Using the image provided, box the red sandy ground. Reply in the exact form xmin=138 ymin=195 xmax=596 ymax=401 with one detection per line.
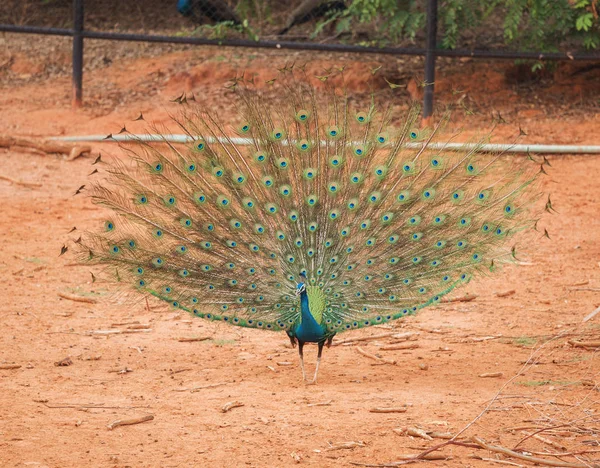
xmin=1 ymin=48 xmax=599 ymax=467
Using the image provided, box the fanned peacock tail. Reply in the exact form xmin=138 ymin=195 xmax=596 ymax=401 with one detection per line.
xmin=78 ymin=69 xmax=545 ymax=337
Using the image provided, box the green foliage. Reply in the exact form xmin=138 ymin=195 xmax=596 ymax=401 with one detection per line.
xmin=309 ymin=0 xmax=600 ymax=50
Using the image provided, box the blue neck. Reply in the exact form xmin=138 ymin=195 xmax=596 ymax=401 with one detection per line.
xmin=295 ymin=290 xmax=325 ymax=342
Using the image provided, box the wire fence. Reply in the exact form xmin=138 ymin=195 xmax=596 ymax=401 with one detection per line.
xmin=1 ymin=0 xmax=600 ymax=115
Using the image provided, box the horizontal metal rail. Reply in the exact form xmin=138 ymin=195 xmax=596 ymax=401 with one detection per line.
xmin=2 ymin=24 xmax=600 ymax=61
xmin=52 ymin=134 xmax=600 ymax=154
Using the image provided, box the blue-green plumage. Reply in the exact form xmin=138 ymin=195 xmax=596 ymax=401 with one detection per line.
xmin=77 ymin=69 xmax=544 ymax=384
xmin=292 ymin=281 xmax=327 ymax=343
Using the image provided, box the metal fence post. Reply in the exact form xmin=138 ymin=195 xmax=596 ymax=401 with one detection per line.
xmin=423 ymin=0 xmax=438 ymax=118
xmin=72 ymin=0 xmax=84 ymax=108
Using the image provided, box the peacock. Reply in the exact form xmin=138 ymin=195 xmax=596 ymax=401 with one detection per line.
xmin=76 ymin=68 xmax=544 ymax=384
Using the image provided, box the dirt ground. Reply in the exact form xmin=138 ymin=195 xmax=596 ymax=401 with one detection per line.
xmin=1 ymin=43 xmax=600 ymax=468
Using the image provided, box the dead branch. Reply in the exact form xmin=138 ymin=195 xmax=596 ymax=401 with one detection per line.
xmin=469 ymin=455 xmax=525 ymax=467
xmin=380 ymin=343 xmax=419 ymax=351
xmin=370 ymin=407 xmax=407 ymax=413
xmin=221 ymin=400 xmax=244 ymax=413
xmin=107 ymin=414 xmax=154 ymax=430
xmin=173 ymin=382 xmax=230 ymax=392
xmin=357 ymin=347 xmax=396 ymax=365
xmin=441 ymin=294 xmax=478 ymax=303
xmin=583 ymin=305 xmax=600 ymax=322
xmin=568 ymin=339 xmax=600 ymax=348
xmin=58 ymin=292 xmax=98 ymax=304
xmin=479 ymin=372 xmax=504 ymax=378
xmin=0 ymin=364 xmax=21 ymax=370
xmin=394 ymin=427 xmax=433 ymax=440
xmin=519 ymin=431 xmax=567 ymax=451
xmin=471 ymin=436 xmax=589 ymax=468
xmin=177 ymin=336 xmax=210 ymax=342
xmin=396 ymin=453 xmax=449 ymax=461
xmin=307 ymin=400 xmax=332 ymax=407
xmin=325 ymin=441 xmax=366 ymax=451
xmin=496 ymin=290 xmax=516 ymax=298
xmin=333 ymin=332 xmax=397 ymax=346
xmin=469 ymin=335 xmax=503 ymax=342
xmin=0 ymin=135 xmax=91 ymax=160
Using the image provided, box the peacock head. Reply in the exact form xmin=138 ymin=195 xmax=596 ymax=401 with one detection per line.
xmin=296 ymin=272 xmax=307 ymax=296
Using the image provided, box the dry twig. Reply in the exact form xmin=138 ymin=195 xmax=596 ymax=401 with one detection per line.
xmin=334 ymin=332 xmax=397 ymax=346
xmin=107 ymin=414 xmax=154 ymax=430
xmin=177 ymin=336 xmax=210 ymax=342
xmin=357 ymin=347 xmax=396 ymax=365
xmin=370 ymin=407 xmax=407 ymax=413
xmin=58 ymin=292 xmax=97 ymax=304
xmin=471 ymin=436 xmax=589 ymax=468
xmin=325 ymin=441 xmax=366 ymax=451
xmin=380 ymin=343 xmax=419 ymax=351
xmin=221 ymin=400 xmax=244 ymax=413
xmin=307 ymin=400 xmax=332 ymax=407
xmin=0 ymin=364 xmax=21 ymax=370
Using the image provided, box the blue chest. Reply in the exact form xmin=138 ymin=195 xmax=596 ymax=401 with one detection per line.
xmin=293 ymin=293 xmax=326 ymax=342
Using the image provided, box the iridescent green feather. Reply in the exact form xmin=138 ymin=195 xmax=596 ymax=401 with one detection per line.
xmin=79 ymin=70 xmax=544 ymax=334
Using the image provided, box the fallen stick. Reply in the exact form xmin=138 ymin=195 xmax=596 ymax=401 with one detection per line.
xmin=325 ymin=441 xmax=366 ymax=451
xmin=173 ymin=382 xmax=229 ymax=392
xmin=396 ymin=453 xmax=449 ymax=461
xmin=567 ymin=287 xmax=600 ymax=292
xmin=583 ymin=305 xmax=600 ymax=323
xmin=58 ymin=292 xmax=98 ymax=304
xmin=496 ymin=290 xmax=516 ymax=298
xmin=0 ymin=175 xmax=42 ymax=188
xmin=357 ymin=347 xmax=396 ymax=365
xmin=308 ymin=400 xmax=332 ymax=407
xmin=479 ymin=372 xmax=504 ymax=378
xmin=333 ymin=332 xmax=396 ymax=346
xmin=471 ymin=436 xmax=588 ymax=468
xmin=107 ymin=414 xmax=154 ymax=430
xmin=520 ymin=431 xmax=567 ymax=451
xmin=177 ymin=336 xmax=210 ymax=342
xmin=0 ymin=135 xmax=91 ymax=160
xmin=126 ymin=324 xmax=151 ymax=330
xmin=469 ymin=455 xmax=525 ymax=467
xmin=380 ymin=343 xmax=419 ymax=351
xmin=568 ymin=280 xmax=590 ymax=287
xmin=221 ymin=400 xmax=244 ymax=413
xmin=470 ymin=335 xmax=503 ymax=342
xmin=0 ymin=364 xmax=21 ymax=370
xmin=370 ymin=407 xmax=407 ymax=413
xmin=394 ymin=427 xmax=433 ymax=441
xmin=568 ymin=339 xmax=600 ymax=348
xmin=428 ymin=432 xmax=454 ymax=440
xmin=441 ymin=294 xmax=477 ymax=303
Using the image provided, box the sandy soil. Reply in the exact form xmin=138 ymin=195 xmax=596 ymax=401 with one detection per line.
xmin=0 ymin=46 xmax=600 ymax=467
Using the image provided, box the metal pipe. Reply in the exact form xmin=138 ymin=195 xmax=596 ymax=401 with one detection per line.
xmin=51 ymin=134 xmax=600 ymax=154
xmin=72 ymin=0 xmax=84 ymax=109
xmin=423 ymin=0 xmax=438 ymax=118
xmin=1 ymin=23 xmax=600 ymax=61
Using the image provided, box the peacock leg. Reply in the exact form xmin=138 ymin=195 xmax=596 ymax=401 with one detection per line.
xmin=307 ymin=340 xmax=325 ymax=385
xmin=298 ymin=340 xmax=307 ymax=381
